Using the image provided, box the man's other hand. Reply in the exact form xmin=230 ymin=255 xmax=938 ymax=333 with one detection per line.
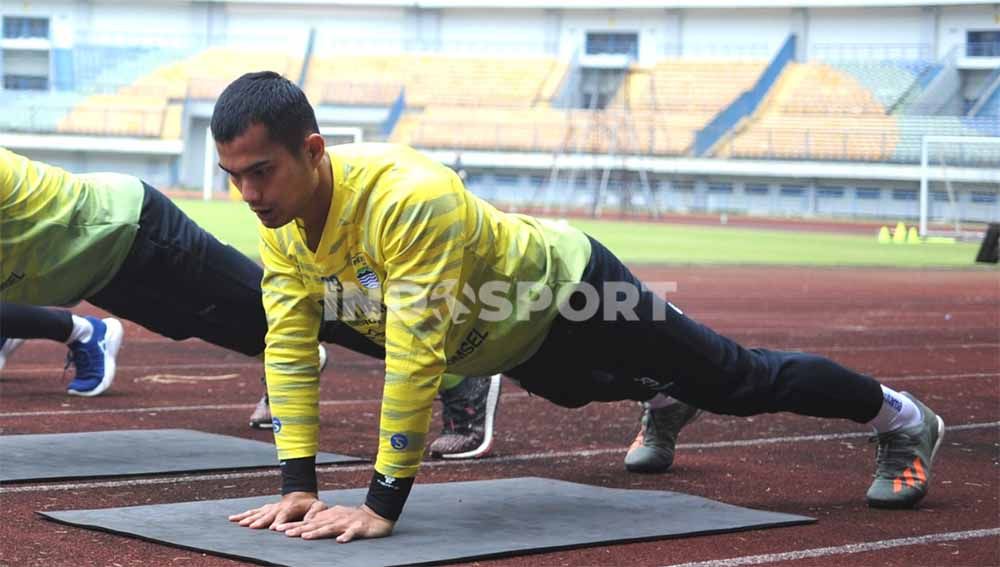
xmin=228 ymin=491 xmax=326 ymax=530
xmin=277 ymin=504 xmax=394 ymax=543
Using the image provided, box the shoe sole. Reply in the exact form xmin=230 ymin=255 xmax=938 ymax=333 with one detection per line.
xmin=318 ymin=345 xmax=328 ymax=373
xmin=624 ymin=407 xmax=703 ymax=474
xmin=67 ymin=318 xmax=123 ymax=397
xmin=0 ymin=338 xmax=25 ymax=371
xmin=438 ymin=373 xmax=501 ymax=460
xmin=249 ymin=420 xmax=275 ymax=430
xmin=929 ymin=415 xmax=945 ymax=468
xmin=868 ymin=414 xmax=946 ymax=509
xmin=624 ymin=454 xmax=674 ymax=474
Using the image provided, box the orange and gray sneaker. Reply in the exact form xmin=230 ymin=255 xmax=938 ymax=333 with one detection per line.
xmin=866 ymin=392 xmax=944 ymax=509
xmin=624 ymin=400 xmax=701 ymax=473
xmin=428 ymin=374 xmax=502 ymax=459
xmin=250 ymin=345 xmax=328 ymax=429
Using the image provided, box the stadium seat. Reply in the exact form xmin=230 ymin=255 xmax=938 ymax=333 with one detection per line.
xmin=305 ymin=54 xmax=566 ymax=107
xmin=715 ymin=62 xmax=900 ymax=161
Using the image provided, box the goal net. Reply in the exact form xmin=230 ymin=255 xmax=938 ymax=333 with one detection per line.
xmin=919 ymin=135 xmax=1000 ymax=239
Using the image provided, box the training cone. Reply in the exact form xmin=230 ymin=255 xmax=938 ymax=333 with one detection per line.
xmin=893 ymin=221 xmax=907 ymax=244
xmin=877 ymin=226 xmax=891 ymax=243
xmin=906 ymin=226 xmax=920 ymax=244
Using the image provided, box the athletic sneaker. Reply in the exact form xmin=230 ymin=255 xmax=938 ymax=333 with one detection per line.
xmin=428 ymin=374 xmax=502 ymax=459
xmin=624 ymin=400 xmax=701 ymax=473
xmin=866 ymin=392 xmax=944 ymax=509
xmin=66 ymin=317 xmax=124 ymax=397
xmin=250 ymin=345 xmax=328 ymax=429
xmin=0 ymin=337 xmax=25 ymax=370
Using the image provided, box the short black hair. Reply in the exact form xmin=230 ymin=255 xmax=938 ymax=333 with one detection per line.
xmin=211 ymin=71 xmax=319 ymax=155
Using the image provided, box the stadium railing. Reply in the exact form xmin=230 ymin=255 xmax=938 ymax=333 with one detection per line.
xmin=810 ymin=42 xmax=932 ymax=62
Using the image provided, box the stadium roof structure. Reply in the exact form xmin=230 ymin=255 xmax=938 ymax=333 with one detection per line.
xmin=202 ymin=0 xmax=993 ymax=8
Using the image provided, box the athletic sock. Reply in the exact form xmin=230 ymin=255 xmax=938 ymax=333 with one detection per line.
xmin=866 ymin=385 xmax=922 ymax=434
xmin=66 ymin=316 xmax=94 ymax=344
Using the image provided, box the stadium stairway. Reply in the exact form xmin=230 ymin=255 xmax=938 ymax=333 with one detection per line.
xmin=713 ymin=62 xmax=899 ymax=161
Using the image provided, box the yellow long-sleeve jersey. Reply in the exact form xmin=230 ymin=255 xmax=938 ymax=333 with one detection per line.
xmin=0 ymin=148 xmax=143 ymax=306
xmin=260 ymin=143 xmax=590 ymax=479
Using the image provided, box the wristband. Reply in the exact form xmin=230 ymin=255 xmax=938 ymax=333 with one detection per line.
xmin=364 ymin=470 xmax=413 ymax=521
xmin=280 ymin=456 xmax=317 ymax=495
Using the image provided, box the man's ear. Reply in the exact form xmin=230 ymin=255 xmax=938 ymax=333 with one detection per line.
xmin=305 ymin=133 xmax=326 ymax=166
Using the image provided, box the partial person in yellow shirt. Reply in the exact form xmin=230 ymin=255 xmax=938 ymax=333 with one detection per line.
xmin=216 ymin=71 xmax=943 ymax=544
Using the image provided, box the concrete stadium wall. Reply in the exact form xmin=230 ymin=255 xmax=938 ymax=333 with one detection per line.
xmin=808 ymin=7 xmax=926 ymax=59
xmin=940 ymin=4 xmax=1000 ymax=58
xmin=229 ymin=3 xmax=407 ymax=50
xmin=12 ymin=147 xmax=177 ymax=188
xmin=441 ymin=8 xmax=555 ymax=54
xmin=557 ymin=9 xmax=666 ymax=61
xmin=5 ymin=1 xmax=997 ymax=62
xmin=463 ymin=167 xmax=999 ymax=223
xmin=3 ymin=1 xmax=997 ymax=222
xmin=681 ymin=8 xmax=792 ymax=58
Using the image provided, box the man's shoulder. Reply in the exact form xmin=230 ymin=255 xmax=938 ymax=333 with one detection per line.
xmin=330 ymin=143 xmax=449 ymax=182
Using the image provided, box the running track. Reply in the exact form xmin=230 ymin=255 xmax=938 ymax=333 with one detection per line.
xmin=1 ymin=265 xmax=997 ymax=566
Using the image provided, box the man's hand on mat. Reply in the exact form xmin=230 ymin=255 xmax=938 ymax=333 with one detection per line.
xmin=276 ymin=504 xmax=394 ymax=543
xmin=228 ymin=491 xmax=327 ymax=530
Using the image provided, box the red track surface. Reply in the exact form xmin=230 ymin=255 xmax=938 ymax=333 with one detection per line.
xmin=1 ymin=266 xmax=997 ymax=567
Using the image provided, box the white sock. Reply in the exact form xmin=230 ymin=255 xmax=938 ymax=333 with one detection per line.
xmin=646 ymin=393 xmax=677 ymax=410
xmin=866 ymin=385 xmax=922 ymax=434
xmin=66 ymin=316 xmax=93 ymax=344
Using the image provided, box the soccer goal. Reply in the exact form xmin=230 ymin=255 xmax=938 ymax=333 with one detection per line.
xmin=201 ymin=126 xmax=364 ymax=200
xmin=919 ymin=135 xmax=1000 ymax=238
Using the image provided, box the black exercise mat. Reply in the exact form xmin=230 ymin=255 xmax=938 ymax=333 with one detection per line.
xmin=1 ymin=429 xmax=364 ymax=482
xmin=41 ymin=476 xmax=814 ymax=566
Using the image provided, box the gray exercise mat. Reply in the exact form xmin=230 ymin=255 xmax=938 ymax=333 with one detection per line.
xmin=41 ymin=476 xmax=814 ymax=566
xmin=1 ymin=429 xmax=364 ymax=482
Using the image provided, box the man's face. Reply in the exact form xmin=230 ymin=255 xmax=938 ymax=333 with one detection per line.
xmin=216 ymin=122 xmax=317 ymax=229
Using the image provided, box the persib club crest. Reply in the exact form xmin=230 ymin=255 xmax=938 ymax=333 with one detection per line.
xmin=356 ymin=267 xmax=380 ymax=289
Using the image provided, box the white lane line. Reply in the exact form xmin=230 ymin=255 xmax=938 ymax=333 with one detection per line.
xmin=885 ymin=371 xmax=998 ymax=382
xmin=2 ymin=421 xmax=995 ymax=494
xmin=662 ymin=527 xmax=1000 ymax=567
xmin=793 ymin=342 xmax=998 ymax=352
xmin=1 ymin=361 xmax=380 ymax=374
xmin=2 ymin=343 xmax=996 ymax=375
xmin=0 ymin=392 xmax=532 ymax=418
xmin=1 ymin=371 xmax=994 ymax=419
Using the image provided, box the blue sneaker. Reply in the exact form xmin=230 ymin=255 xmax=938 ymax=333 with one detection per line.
xmin=66 ymin=317 xmax=124 ymax=397
xmin=0 ymin=337 xmax=25 ymax=370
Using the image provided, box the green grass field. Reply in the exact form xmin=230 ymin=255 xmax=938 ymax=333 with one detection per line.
xmin=175 ymin=199 xmax=983 ymax=268
xmin=175 ymin=199 xmax=262 ymax=257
